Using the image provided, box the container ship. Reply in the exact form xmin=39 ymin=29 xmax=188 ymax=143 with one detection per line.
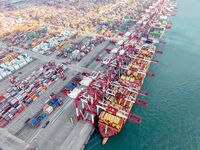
xmin=98 ymin=44 xmax=157 ymax=144
xmin=97 ymin=0 xmax=177 ymax=144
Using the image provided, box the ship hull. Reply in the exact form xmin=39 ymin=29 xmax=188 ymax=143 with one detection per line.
xmin=98 ymin=121 xmax=124 ymax=144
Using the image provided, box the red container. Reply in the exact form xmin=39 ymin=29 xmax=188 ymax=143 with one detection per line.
xmin=34 ymin=82 xmax=40 ymax=88
xmin=0 ymin=95 xmax=4 ymax=101
xmin=3 ymin=92 xmax=11 ymax=100
xmin=24 ymin=95 xmax=29 ymax=102
xmin=16 ymin=104 xmax=25 ymax=113
xmin=32 ymin=95 xmax=37 ymax=101
xmin=0 ymin=117 xmax=9 ymax=128
xmin=28 ymin=92 xmax=35 ymax=98
xmin=33 ymin=121 xmax=40 ymax=128
xmin=13 ymin=112 xmax=20 ymax=119
xmin=3 ymin=104 xmax=11 ymax=114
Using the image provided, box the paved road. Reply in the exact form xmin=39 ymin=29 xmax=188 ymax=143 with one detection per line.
xmin=60 ymin=122 xmax=93 ymax=150
xmin=29 ymin=100 xmax=76 ymax=150
xmin=0 ymin=129 xmax=31 ymax=150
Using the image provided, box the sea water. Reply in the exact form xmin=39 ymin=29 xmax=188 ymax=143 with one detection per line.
xmin=85 ymin=0 xmax=200 ymax=149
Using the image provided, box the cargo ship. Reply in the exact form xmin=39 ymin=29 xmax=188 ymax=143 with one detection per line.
xmin=98 ymin=43 xmax=157 ymax=144
xmin=97 ymin=0 xmax=177 ymax=144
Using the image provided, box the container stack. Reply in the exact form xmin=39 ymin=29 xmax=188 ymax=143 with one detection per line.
xmin=0 ymin=61 xmax=66 ymax=127
xmin=32 ymin=30 xmax=77 ymax=55
xmin=2 ymin=27 xmax=49 ymax=49
xmin=57 ymin=36 xmax=105 ymax=62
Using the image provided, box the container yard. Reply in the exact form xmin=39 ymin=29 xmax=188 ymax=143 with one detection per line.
xmin=0 ymin=0 xmax=177 ymax=150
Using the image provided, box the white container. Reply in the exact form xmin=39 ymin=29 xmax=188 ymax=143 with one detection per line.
xmin=32 ymin=48 xmax=38 ymax=52
xmin=22 ymin=61 xmax=27 ymax=66
xmin=0 ymin=70 xmax=4 ymax=75
xmin=1 ymin=64 xmax=6 ymax=68
xmin=8 ymin=66 xmax=15 ymax=72
xmin=19 ymin=63 xmax=24 ymax=67
xmin=16 ymin=94 xmax=23 ymax=101
xmin=9 ymin=98 xmax=19 ymax=106
xmin=5 ymin=62 xmax=11 ymax=66
xmin=12 ymin=59 xmax=17 ymax=64
xmin=4 ymin=93 xmax=11 ymax=99
xmin=43 ymin=105 xmax=54 ymax=114
xmin=1 ymin=72 xmax=7 ymax=77
xmin=7 ymin=71 xmax=12 ymax=76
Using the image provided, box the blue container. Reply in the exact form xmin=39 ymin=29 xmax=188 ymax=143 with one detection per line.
xmin=13 ymin=103 xmax=20 ymax=108
xmin=11 ymin=91 xmax=18 ymax=97
xmin=37 ymin=113 xmax=47 ymax=122
xmin=26 ymin=98 xmax=33 ymax=105
xmin=31 ymin=118 xmax=38 ymax=125
xmin=65 ymin=82 xmax=77 ymax=90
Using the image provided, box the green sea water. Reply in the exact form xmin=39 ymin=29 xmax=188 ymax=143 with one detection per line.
xmin=85 ymin=0 xmax=200 ymax=149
